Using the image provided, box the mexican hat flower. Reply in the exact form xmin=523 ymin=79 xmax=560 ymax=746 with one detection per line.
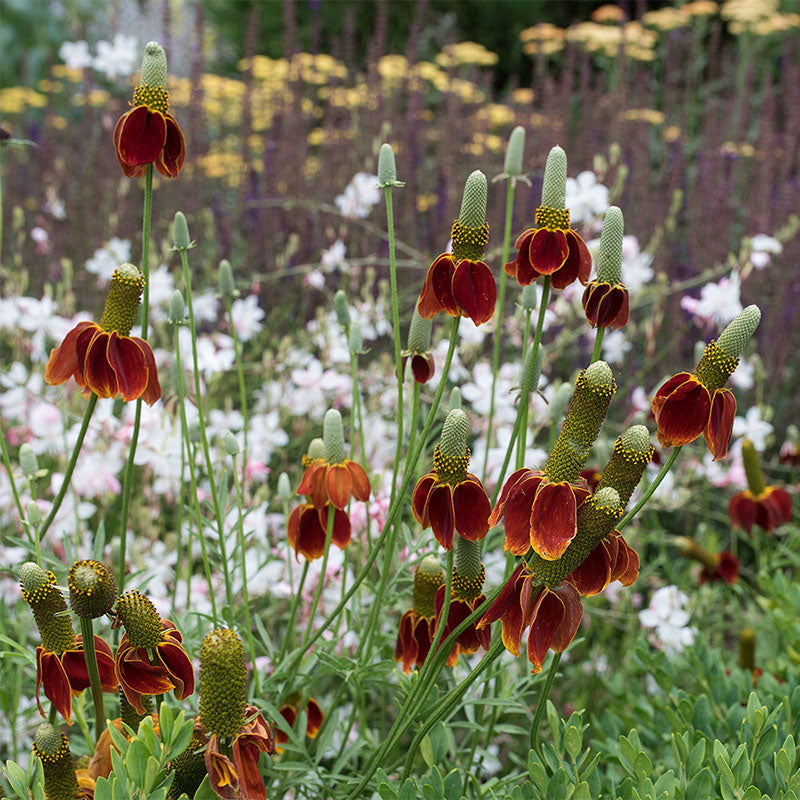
xmin=582 ymin=206 xmax=630 ymax=329
xmin=417 ymin=170 xmax=497 ymax=326
xmin=19 ymin=562 xmax=117 ymax=724
xmin=32 ymin=723 xmax=95 ymax=800
xmin=401 ymin=309 xmax=435 ymax=384
xmin=566 ymin=528 xmax=640 ymax=596
xmin=505 ymin=146 xmax=592 ymax=290
xmin=675 ymin=537 xmax=739 ymax=585
xmin=395 ymin=556 xmax=445 ymax=673
xmin=113 ymin=41 xmax=185 ymax=178
xmin=296 ymin=411 xmax=370 ymax=510
xmin=490 ymin=361 xmax=615 ymax=560
xmin=287 ymin=502 xmax=352 ymax=561
xmin=114 ymin=590 xmax=194 ymax=714
xmin=412 ymin=409 xmax=492 ymax=551
xmin=275 ymin=695 xmax=324 ymax=753
xmin=652 ymin=305 xmax=761 ymax=459
xmin=166 ymin=722 xmax=209 ymax=800
xmin=45 ymin=263 xmax=161 ymax=405
xmin=728 ymin=438 xmax=793 ymax=534
xmin=200 ymin=628 xmax=275 ymax=800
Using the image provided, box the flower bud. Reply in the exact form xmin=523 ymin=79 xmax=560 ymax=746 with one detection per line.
xmin=277 ymin=472 xmax=292 ymax=500
xmin=717 ymin=305 xmax=761 ymax=361
xmin=521 ymin=283 xmax=538 ymax=310
xmin=173 ymin=211 xmax=191 ymax=250
xmin=503 ymin=125 xmax=525 ymax=177
xmin=141 ymin=41 xmax=168 ymax=89
xmin=378 ymin=143 xmax=402 ymax=187
xmin=541 ymin=145 xmax=567 ymax=209
xmin=169 ymin=289 xmax=186 ymax=325
xmin=596 ymin=206 xmax=624 ymax=285
xmin=199 ymin=628 xmax=247 ymax=738
xmin=115 ymin=590 xmax=163 ymax=648
xmin=189 ymin=420 xmax=203 ymax=443
xmin=19 ymin=443 xmax=38 ymax=478
xmin=224 ymin=431 xmax=240 ymax=456
xmin=596 ymin=424 xmax=653 ymax=507
xmin=449 ymin=387 xmax=462 ymax=411
xmin=439 ymin=409 xmax=468 ymax=459
xmin=32 ymin=723 xmax=78 ymax=800
xmin=453 ymin=536 xmax=485 ymax=601
xmin=741 ymin=438 xmax=766 ymax=496
xmin=26 ymin=500 xmax=42 ymax=527
xmin=323 ymin=409 xmax=346 ymax=464
xmin=406 ymin=309 xmax=432 ymax=353
xmin=452 ymin=171 xmax=490 ymax=262
xmin=520 ymin=345 xmax=543 ymax=397
xmin=334 ymin=290 xmax=350 ymax=329
xmin=68 ymin=559 xmax=117 ymax=619
xmin=738 ymin=628 xmax=756 ymax=671
xmin=307 ymin=437 xmax=326 ymax=462
xmin=413 ymin=556 xmax=444 ymax=617
xmin=348 ymin=321 xmax=363 ymax=353
xmin=218 ymin=259 xmax=235 ymax=296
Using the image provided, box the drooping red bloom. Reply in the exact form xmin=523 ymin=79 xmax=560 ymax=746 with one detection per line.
xmin=651 ymin=372 xmax=736 ymax=459
xmin=505 ymin=207 xmax=592 ymax=290
xmin=582 ymin=280 xmax=630 ymax=329
xmin=477 ymin=564 xmax=583 ymax=673
xmin=287 ymin=502 xmax=351 ymax=560
xmin=699 ymin=551 xmax=740 ymax=585
xmin=434 ymin=585 xmax=491 ymax=666
xmin=115 ymin=620 xmax=194 ymax=714
xmin=489 ymin=468 xmax=592 ymax=560
xmin=412 ymin=449 xmax=492 ymax=551
xmin=401 ymin=350 xmax=436 ymax=384
xmin=565 ymin=530 xmax=640 ymax=596
xmin=275 ymin=697 xmax=324 ymax=752
xmin=114 ymin=83 xmax=185 ymax=178
xmin=394 ymin=610 xmax=437 ymax=674
xmin=417 ymin=253 xmax=497 ymax=327
xmin=45 ymin=320 xmax=161 ymax=405
xmin=728 ymin=487 xmax=792 ymax=534
xmin=297 ymin=457 xmax=370 ymax=510
xmin=36 ymin=635 xmax=117 ymax=724
xmin=205 ymin=705 xmax=275 ymax=800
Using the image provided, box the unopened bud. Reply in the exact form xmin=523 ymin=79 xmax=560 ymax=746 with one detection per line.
xmin=596 ymin=206 xmax=623 ymax=285
xmin=26 ymin=500 xmax=42 ymax=527
xmin=520 ymin=346 xmax=543 ymax=396
xmin=141 ymin=41 xmax=168 ymax=89
xmin=334 ymin=290 xmax=350 ymax=330
xmin=458 ymin=170 xmax=488 ymax=229
xmin=449 ymin=387 xmax=462 ymax=411
xmin=348 ymin=321 xmax=363 ymax=353
xmin=169 ymin=289 xmax=186 ymax=324
xmin=504 ymin=125 xmax=525 ymax=177
xmin=323 ymin=409 xmax=346 ymax=464
xmin=738 ymin=628 xmax=756 ymax=671
xmin=173 ymin=211 xmax=191 ymax=250
xmin=521 ymin=283 xmax=538 ymax=310
xmin=717 ymin=305 xmax=761 ymax=360
xmin=378 ymin=143 xmax=401 ymax=187
xmin=307 ymin=438 xmax=326 ymax=461
xmin=19 ymin=443 xmax=38 ymax=478
xmin=406 ymin=309 xmax=432 ymax=353
xmin=218 ymin=259 xmax=235 ymax=296
xmin=188 ymin=421 xmax=203 ymax=444
xmin=224 ymin=431 xmax=240 ymax=456
xmin=277 ymin=472 xmax=292 ymax=500
xmin=541 ymin=145 xmax=567 ymax=209
xmin=440 ymin=409 xmax=468 ymax=459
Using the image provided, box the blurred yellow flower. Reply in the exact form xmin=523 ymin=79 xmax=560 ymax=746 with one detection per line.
xmin=511 ymin=88 xmax=535 ymax=105
xmin=416 ymin=193 xmax=438 ymax=213
xmin=304 ymin=156 xmax=321 ymax=179
xmin=682 ymin=1 xmax=719 ymax=16
xmin=0 ymin=87 xmax=47 ymax=113
xmin=435 ymin=41 xmax=499 ymax=68
xmin=87 ymin=89 xmax=111 ymax=107
xmin=623 ymin=108 xmax=665 ymax=124
xmin=37 ymin=80 xmax=62 ymax=93
xmin=50 ymin=65 xmax=83 ymax=82
xmin=414 ymin=61 xmax=449 ymax=91
xmin=721 ymin=0 xmax=776 ymax=23
xmin=520 ymin=23 xmax=566 ymax=55
xmin=476 ymin=103 xmax=516 ymax=129
xmin=448 ymin=78 xmax=485 ymax=103
xmin=720 ymin=141 xmax=755 ymax=157
xmin=592 ymin=4 xmax=626 ymax=23
xmin=51 ymin=115 xmax=68 ymax=130
xmin=566 ymin=21 xmax=656 ymax=59
xmin=642 ymin=7 xmax=689 ymax=30
xmin=663 ymin=125 xmax=682 ymax=142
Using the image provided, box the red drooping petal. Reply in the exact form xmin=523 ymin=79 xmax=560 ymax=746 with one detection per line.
xmin=417 ymin=255 xmax=457 ymax=319
xmin=232 ymin=712 xmax=274 ymax=800
xmin=113 ymin=112 xmax=147 ymax=177
xmin=529 ymin=481 xmax=579 ymax=560
xmin=501 ymin=473 xmax=544 ymax=556
xmin=609 ymin=532 xmax=640 ymax=586
xmin=320 ymin=505 xmax=352 ymax=550
xmin=306 ymin=698 xmax=323 ymax=738
xmin=424 ymin=484 xmax=456 ymax=550
xmin=713 ymin=552 xmax=739 ymax=584
xmin=157 ymin=640 xmax=195 ymax=699
xmin=451 ymin=259 xmax=497 ymax=326
xmin=345 ymin=461 xmax=371 ymax=501
xmin=129 ymin=336 xmax=162 ymax=406
xmin=45 ymin=321 xmax=98 ymax=386
xmin=611 ymin=286 xmax=630 ymax=329
xmin=296 ymin=462 xmax=327 ymax=507
xmin=488 ymin=467 xmax=532 ymax=527
xmin=116 ymin=106 xmax=168 ymax=166
xmin=288 ymin=504 xmax=326 ymax=560
xmin=526 ymin=586 xmax=564 ymax=673
xmin=478 ymin=564 xmax=526 ymax=656
xmin=509 ymin=229 xmax=538 ymax=286
xmin=566 ymin=539 xmax=612 ymax=596
xmin=582 ymin=283 xmax=605 ymax=327
xmin=326 ymin=463 xmax=353 ymax=509
xmin=452 ymin=477 xmax=491 ymax=541
xmin=412 ymin=473 xmax=437 ymax=526
xmin=106 ymin=334 xmax=149 ymax=401
xmin=549 ymin=232 xmax=585 ymax=290
xmin=154 ymin=114 xmax=186 ymax=178
xmin=528 ymin=228 xmax=569 ymax=276
xmin=411 ymin=352 xmax=436 ymax=383
xmin=570 ymin=230 xmax=593 ymax=285
xmin=205 ymin=735 xmax=239 ymax=800
xmin=652 ymin=374 xmax=711 ymax=448
xmin=83 ymin=331 xmax=119 ymax=399
xmin=118 ymin=645 xmax=175 ymax=697
xmin=548 ymin=583 xmax=583 ymax=654
xmin=728 ymin=492 xmax=756 ymax=534
xmin=395 ymin=610 xmax=418 ymax=673
xmin=39 ymin=649 xmax=74 ymax=723
xmin=763 ymin=487 xmax=793 ymax=528
xmin=704 ymin=388 xmax=736 ymax=460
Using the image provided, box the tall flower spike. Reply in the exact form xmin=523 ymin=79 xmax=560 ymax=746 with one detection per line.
xmin=45 ymin=263 xmax=161 ymax=405
xmin=68 ymin=559 xmax=117 ymax=619
xmin=675 ymin=536 xmax=739 ymax=585
xmin=395 ymin=556 xmax=444 ymax=674
xmin=378 ymin=142 xmax=404 ymax=188
xmin=505 ymin=145 xmax=592 ymax=290
xmin=32 ymin=723 xmax=80 ymax=800
xmin=582 ymin=206 xmax=629 ymax=329
xmin=417 ymin=170 xmax=497 ymax=326
xmin=503 ymin=125 xmax=525 ymax=178
xmin=412 ymin=409 xmax=492 ymax=550
xmin=728 ymin=438 xmax=792 ymax=534
xmin=652 ymin=305 xmax=761 ymax=459
xmin=113 ymin=41 xmax=185 ymax=178
xmin=402 ymin=309 xmax=435 ymax=384
xmin=595 ymin=425 xmax=654 ymax=506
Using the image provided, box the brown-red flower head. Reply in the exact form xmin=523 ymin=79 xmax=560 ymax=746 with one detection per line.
xmin=395 ymin=556 xmax=444 ymax=674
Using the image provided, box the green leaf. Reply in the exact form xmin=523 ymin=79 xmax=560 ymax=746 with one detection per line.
xmin=192 ymin=776 xmax=217 ymax=800
xmin=158 ymin=701 xmax=174 ymax=745
xmin=741 ymin=787 xmax=762 ymax=800
xmin=687 ymin=767 xmax=714 ymax=797
xmin=167 ymin=715 xmax=195 ymax=761
xmin=398 ymin=780 xmax=419 ymax=800
xmin=784 ymin=735 xmax=797 ymax=770
xmin=545 ymin=769 xmax=567 ymax=800
xmin=126 ymin=739 xmax=149 ymax=787
xmin=731 ymin=744 xmax=750 ymax=786
xmin=92 ymin=776 xmax=113 ymax=800
xmin=619 ymin=735 xmax=638 ymax=774
xmin=687 ymin=739 xmax=706 ymax=777
xmin=654 ymin=770 xmax=677 ymax=795
xmin=634 ymin=752 xmax=653 ymax=783
xmin=547 ymin=700 xmax=562 ymax=752
xmin=426 ymin=766 xmax=444 ymax=797
xmin=564 ymin=725 xmax=583 ymax=762
xmin=692 ymin=695 xmax=713 ymax=735
xmin=108 ymin=723 xmax=130 ymax=756
xmin=378 ymin=782 xmax=398 ymax=800
xmin=754 ymin=726 xmax=779 ymax=765
xmin=714 ymin=743 xmax=736 ymax=790
xmin=443 ymin=769 xmax=462 ymax=800
xmin=420 ymin=734 xmax=435 ymax=768
xmin=4 ymin=759 xmax=30 ymax=798
xmin=572 ymin=782 xmax=592 ymax=800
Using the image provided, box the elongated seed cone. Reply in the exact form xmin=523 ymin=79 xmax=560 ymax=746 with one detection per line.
xmin=20 ymin=562 xmax=75 ymax=655
xmin=115 ymin=590 xmax=163 ymax=648
xmin=33 ymin=723 xmax=78 ymax=800
xmin=68 ymin=560 xmax=117 ymax=619
xmin=199 ymin=628 xmax=247 ymax=738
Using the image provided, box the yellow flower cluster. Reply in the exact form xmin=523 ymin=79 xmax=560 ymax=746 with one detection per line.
xmin=721 ymin=0 xmax=800 ymax=34
xmin=623 ymin=108 xmax=666 ymax=125
xmin=0 ymin=87 xmax=47 ymax=113
xmin=520 ymin=23 xmax=566 ymax=56
xmin=434 ymin=41 xmax=499 ymax=68
xmin=565 ymin=21 xmax=658 ymax=62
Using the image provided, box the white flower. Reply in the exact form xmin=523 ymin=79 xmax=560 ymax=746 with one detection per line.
xmin=587 ymin=233 xmax=654 ymax=293
xmin=601 ymin=329 xmax=632 ymax=365
xmin=59 ymin=40 xmax=93 ymax=70
xmin=748 ymin=234 xmax=782 ymax=270
xmin=191 ymin=290 xmax=219 ymax=324
xmin=565 ymin=171 xmax=609 ymax=226
xmin=304 ymin=269 xmax=325 ymax=289
xmin=680 ymin=272 xmax=742 ymax=328
xmin=733 ymin=406 xmax=773 ymax=450
xmin=85 ymin=237 xmax=133 ymax=283
xmin=334 ymin=173 xmax=381 ymax=219
xmin=231 ymin=295 xmax=265 ymax=342
xmin=93 ymin=34 xmax=139 ymax=81
xmin=639 ymin=586 xmax=696 ymax=652
xmin=320 ymin=239 xmax=347 ymax=271
xmin=730 ymin=358 xmax=754 ymax=390
xmin=145 ymin=266 xmax=176 ymax=323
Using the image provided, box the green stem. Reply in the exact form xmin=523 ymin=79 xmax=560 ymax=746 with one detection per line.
xmin=232 ymin=454 xmax=259 ymax=693
xmin=590 ymin=327 xmax=606 ymax=364
xmin=300 ymin=504 xmax=336 ymax=652
xmin=482 ymin=179 xmax=516 ymax=482
xmin=180 ymin=247 xmax=233 ymax=610
xmin=407 ymin=381 xmax=421 ymax=466
xmin=78 ymin=617 xmax=105 ymax=742
xmin=618 ymin=447 xmax=682 ymax=531
xmin=385 ymin=186 xmax=404 ymax=504
xmin=171 ymin=437 xmax=186 ymax=613
xmin=516 ymin=277 xmax=550 ymax=470
xmin=39 ymin=394 xmax=98 ymax=541
xmin=173 ymin=324 xmax=218 ymax=625
xmin=426 ymin=549 xmax=454 ymax=671
xmin=116 ymin=164 xmax=153 ymax=590
xmin=278 ymin=560 xmax=309 ymax=664
xmin=530 ymin=651 xmax=562 ymax=750
xmin=226 ymin=296 xmax=249 ymax=488
xmin=276 ymin=318 xmax=460 ymax=679
xmin=0 ymin=424 xmax=25 ymax=533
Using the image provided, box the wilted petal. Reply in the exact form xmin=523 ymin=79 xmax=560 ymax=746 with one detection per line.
xmin=412 ymin=473 xmax=437 ymax=526
xmin=345 ymin=461 xmax=371 ymax=501
xmin=727 ymin=492 xmax=756 ymax=534
xmin=39 ymin=650 xmax=73 ymax=723
xmin=653 ymin=374 xmax=710 ymax=448
xmin=155 ymin=114 xmax=185 ymax=178
xmin=418 ymin=255 xmax=457 ymax=318
xmin=45 ymin=321 xmax=97 ymax=386
xmin=157 ymin=640 xmax=195 ymax=699
xmin=326 ymin=463 xmax=353 ymax=509
xmin=704 ymin=388 xmax=736 ymax=460
xmin=129 ymin=336 xmax=162 ymax=406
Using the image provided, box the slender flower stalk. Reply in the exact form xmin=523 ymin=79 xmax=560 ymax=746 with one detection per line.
xmin=278 ymin=560 xmax=309 ymax=663
xmin=300 ymin=502 xmax=335 ymax=653
xmin=226 ymin=293 xmax=249 ymax=487
xmin=176 ymin=213 xmax=233 ymax=610
xmin=117 ymin=163 xmax=153 ymax=591
xmin=530 ymin=652 xmax=562 ymax=749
